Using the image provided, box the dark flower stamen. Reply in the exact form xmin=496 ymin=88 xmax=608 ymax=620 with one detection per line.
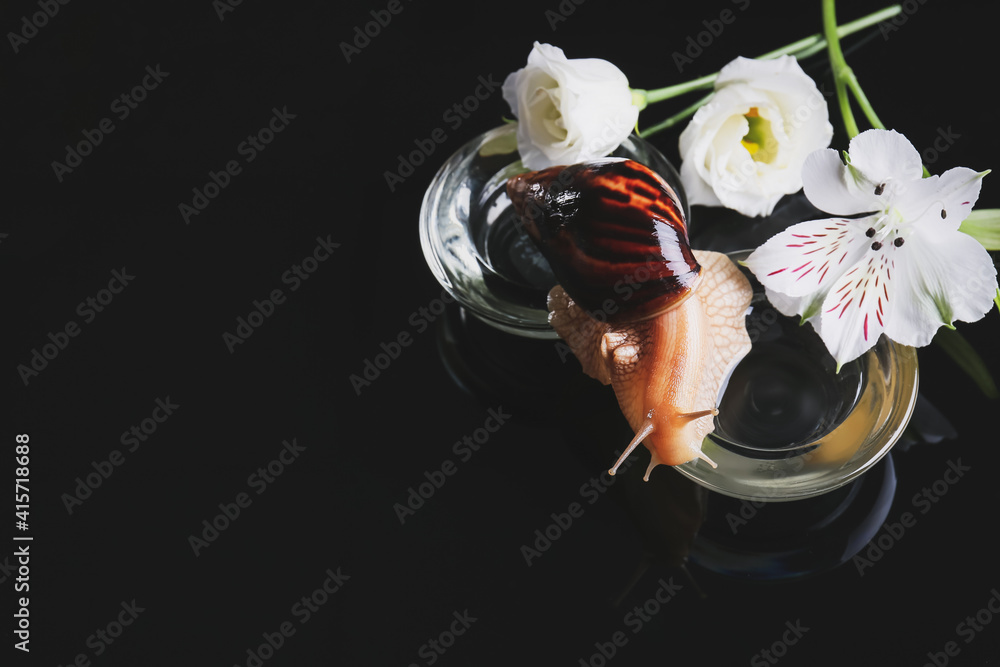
xmin=874 ymin=183 xmax=886 ymax=196
xmin=894 ymin=237 xmax=904 ymax=247
xmin=865 ymin=227 xmax=876 ymax=237
xmin=871 ymin=241 xmax=883 ymax=251
xmin=941 ymin=209 xmax=947 ymax=219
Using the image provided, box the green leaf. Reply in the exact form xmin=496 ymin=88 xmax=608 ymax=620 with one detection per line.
xmin=934 ymin=327 xmax=999 ymax=399
xmin=958 ymin=208 xmax=1000 ymax=250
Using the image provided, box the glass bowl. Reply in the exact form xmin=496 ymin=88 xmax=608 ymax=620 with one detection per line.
xmin=673 ymin=251 xmax=919 ymax=501
xmin=420 ymin=125 xmax=919 ymax=501
xmin=419 ymin=123 xmax=687 ymax=338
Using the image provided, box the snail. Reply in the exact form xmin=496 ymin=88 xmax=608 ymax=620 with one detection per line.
xmin=507 ymin=158 xmax=753 ymax=480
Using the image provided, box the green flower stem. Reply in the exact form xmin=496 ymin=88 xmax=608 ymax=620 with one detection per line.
xmin=823 ymin=0 xmax=860 ymax=139
xmin=635 ymin=4 xmax=901 ymax=107
xmin=753 ymin=4 xmax=898 ymax=61
xmin=824 ymin=0 xmax=903 ymax=151
xmin=639 ymin=75 xmax=714 ymax=106
xmin=842 ymin=69 xmax=886 ymax=132
xmin=639 ymin=93 xmax=714 ymax=138
xmin=786 ymin=40 xmax=832 ymax=62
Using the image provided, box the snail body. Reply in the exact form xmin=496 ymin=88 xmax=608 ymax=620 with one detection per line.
xmin=507 ymin=159 xmax=752 ymax=479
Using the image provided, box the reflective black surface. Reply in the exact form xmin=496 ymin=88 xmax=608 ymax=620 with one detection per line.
xmin=4 ymin=1 xmax=999 ymax=665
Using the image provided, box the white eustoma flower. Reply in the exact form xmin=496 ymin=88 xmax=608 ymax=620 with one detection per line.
xmin=746 ymin=129 xmax=996 ymax=367
xmin=502 ymin=42 xmax=639 ymax=170
xmin=679 ymin=55 xmax=833 ymax=217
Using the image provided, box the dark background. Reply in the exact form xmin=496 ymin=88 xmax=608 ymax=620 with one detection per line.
xmin=3 ymin=0 xmax=999 ymax=665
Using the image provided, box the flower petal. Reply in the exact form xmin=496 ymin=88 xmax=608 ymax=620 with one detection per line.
xmin=817 ymin=245 xmax=898 ymax=366
xmin=679 ymin=94 xmax=754 ymax=208
xmin=679 ymin=149 xmax=722 ymax=207
xmin=801 ymin=148 xmax=877 ymax=215
xmin=561 ymin=83 xmax=638 ymax=158
xmin=715 ymin=178 xmax=785 ymax=218
xmin=884 ymin=222 xmax=998 ymax=347
xmin=715 ymin=55 xmax=815 ymax=94
xmin=895 ymin=167 xmax=987 ymax=230
xmin=762 ymin=287 xmax=828 ymax=329
xmin=745 ymin=217 xmax=870 ymax=299
xmin=847 ymin=129 xmax=924 ymax=186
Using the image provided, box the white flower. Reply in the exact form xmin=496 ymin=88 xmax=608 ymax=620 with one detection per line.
xmin=678 ymin=55 xmax=833 ymax=217
xmin=502 ymin=42 xmax=639 ymax=170
xmin=745 ymin=129 xmax=997 ymax=367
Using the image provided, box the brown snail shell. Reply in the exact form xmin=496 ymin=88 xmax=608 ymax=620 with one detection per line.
xmin=507 ymin=158 xmax=700 ymax=325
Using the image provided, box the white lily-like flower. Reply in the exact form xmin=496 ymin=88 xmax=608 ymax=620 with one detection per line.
xmin=745 ymin=129 xmax=997 ymax=368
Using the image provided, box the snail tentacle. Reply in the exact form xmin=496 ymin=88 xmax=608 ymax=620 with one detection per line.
xmin=696 ymin=449 xmax=719 ymax=469
xmin=608 ymin=410 xmax=655 ymax=476
xmin=677 ymin=409 xmax=720 ymax=421
xmin=643 ymin=451 xmax=665 ymax=482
